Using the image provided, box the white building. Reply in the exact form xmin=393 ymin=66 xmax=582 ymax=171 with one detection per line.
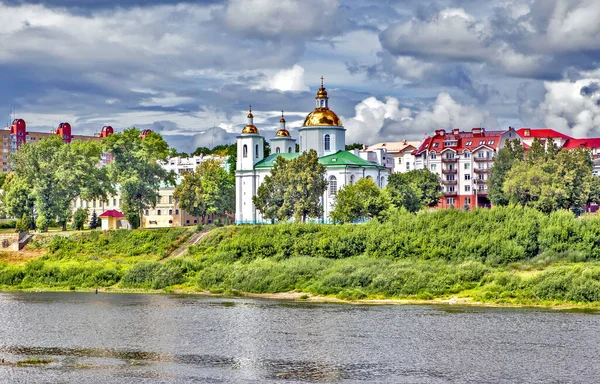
xmin=159 ymin=155 xmax=227 ymax=175
xmin=365 ymin=141 xmax=421 ymax=173
xmin=235 ymin=79 xmax=390 ymax=224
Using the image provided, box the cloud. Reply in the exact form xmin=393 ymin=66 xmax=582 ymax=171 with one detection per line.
xmin=533 ymin=78 xmax=600 ymax=138
xmin=256 ymin=64 xmax=310 ymax=92
xmin=344 ymin=92 xmax=498 ymax=144
xmin=222 ymin=0 xmax=341 ymax=39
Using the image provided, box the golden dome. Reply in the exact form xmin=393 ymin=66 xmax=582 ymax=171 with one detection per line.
xmin=242 ymin=125 xmax=259 ymax=134
xmin=303 ymin=108 xmax=342 ymax=127
xmin=316 ymin=87 xmax=328 ymax=99
xmin=275 ymin=129 xmax=291 ymax=137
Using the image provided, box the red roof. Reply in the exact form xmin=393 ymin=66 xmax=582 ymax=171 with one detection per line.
xmin=419 ymin=128 xmax=506 ymax=154
xmin=99 ymin=210 xmax=125 ymax=218
xmin=516 ymin=128 xmax=572 ymax=140
xmin=563 ymin=138 xmax=600 ymax=149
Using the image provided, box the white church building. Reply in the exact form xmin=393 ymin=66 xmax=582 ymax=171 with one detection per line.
xmin=235 ymin=78 xmax=390 ymax=224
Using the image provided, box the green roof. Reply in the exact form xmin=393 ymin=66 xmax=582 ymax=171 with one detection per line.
xmin=254 ymin=150 xmax=385 ymax=170
xmin=255 ymin=152 xmax=300 ymax=168
xmin=318 ymin=151 xmax=384 ymax=168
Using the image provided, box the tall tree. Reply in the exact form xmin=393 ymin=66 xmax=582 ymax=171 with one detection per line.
xmin=387 ymin=169 xmax=441 ymax=209
xmin=489 ymin=139 xmax=525 ymax=206
xmin=173 ymin=159 xmax=234 ymax=223
xmin=253 ymin=150 xmax=327 ymax=223
xmin=103 ymin=128 xmax=172 ymax=229
xmin=330 ymin=177 xmax=389 ymax=223
xmin=8 ymin=135 xmax=111 ymax=231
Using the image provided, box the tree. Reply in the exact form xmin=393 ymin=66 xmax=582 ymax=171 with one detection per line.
xmin=489 ymin=139 xmax=525 ymax=206
xmin=103 ymin=128 xmax=172 ymax=229
xmin=173 ymin=159 xmax=234 ymax=223
xmin=3 ymin=173 xmax=35 ymax=224
xmin=253 ymin=150 xmax=327 ymax=223
xmin=8 ymin=135 xmax=111 ymax=231
xmin=16 ymin=213 xmax=31 ymax=233
xmin=330 ymin=178 xmax=389 ymax=223
xmin=89 ymin=211 xmax=98 ymax=229
xmin=387 ymin=169 xmax=441 ymax=210
xmin=345 ymin=143 xmax=364 ymax=151
xmin=72 ymin=208 xmax=88 ymax=230
xmin=192 ymin=146 xmax=212 ymax=156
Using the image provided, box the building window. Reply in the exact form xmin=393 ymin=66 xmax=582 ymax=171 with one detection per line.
xmin=350 ymin=175 xmax=355 ymax=185
xmin=446 ymin=198 xmax=455 ymax=206
xmin=157 ymin=210 xmax=161 ymax=215
xmin=144 ymin=210 xmax=149 ymax=215
xmin=445 ymin=152 xmax=455 ymax=159
xmin=92 ymin=200 xmax=96 ymax=208
xmin=430 ymin=152 xmax=436 ymax=159
xmin=175 ymin=209 xmax=179 ymax=215
xmin=465 ymin=163 xmax=470 ymax=170
xmin=329 ymin=176 xmax=337 ymax=197
xmin=169 ymin=195 xmax=173 ymax=204
xmin=431 ymin=164 xmax=437 ymax=171
xmin=324 ymin=134 xmax=331 ymax=151
xmin=406 ymin=162 xmax=410 ymax=170
xmin=186 ymin=220 xmax=190 ymax=224
xmin=276 ymin=147 xmax=280 ymax=154
xmin=194 ymin=220 xmax=198 ymax=224
xmin=465 ymin=141 xmax=472 ymax=146
xmin=465 ymin=197 xmax=471 ymax=205
xmin=243 ymin=144 xmax=248 ymax=158
xmin=433 ymin=143 xmax=439 ymax=148
xmin=446 ymin=174 xmax=455 ymax=181
xmin=288 ymin=147 xmax=292 ymax=153
xmin=488 ymin=140 xmax=495 ymax=145
xmin=465 ymin=174 xmax=471 ymax=180
xmin=464 ymin=151 xmax=470 ymax=158
xmin=465 ymin=185 xmax=471 ymax=192
xmin=113 ymin=198 xmax=116 ymax=206
xmin=169 ymin=209 xmax=173 ymax=215
xmin=380 ymin=176 xmax=385 ymax=187
xmin=255 ymin=144 xmax=259 ymax=158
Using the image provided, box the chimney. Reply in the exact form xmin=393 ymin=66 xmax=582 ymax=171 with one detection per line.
xmin=472 ymin=127 xmax=482 ymax=136
xmin=452 ymin=128 xmax=460 ymax=135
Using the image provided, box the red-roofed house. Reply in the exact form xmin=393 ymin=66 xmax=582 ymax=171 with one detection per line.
xmin=99 ymin=210 xmax=127 ymax=230
xmin=414 ymin=127 xmax=522 ymax=209
xmin=516 ymin=128 xmax=572 ymax=148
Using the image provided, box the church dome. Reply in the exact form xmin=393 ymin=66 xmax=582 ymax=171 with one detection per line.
xmin=275 ymin=128 xmax=291 ymax=137
xmin=303 ymin=76 xmax=343 ymax=127
xmin=303 ymin=109 xmax=342 ymax=126
xmin=242 ymin=124 xmax=259 ymax=134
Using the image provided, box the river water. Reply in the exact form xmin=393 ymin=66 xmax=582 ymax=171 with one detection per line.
xmin=0 ymin=292 xmax=598 ymax=383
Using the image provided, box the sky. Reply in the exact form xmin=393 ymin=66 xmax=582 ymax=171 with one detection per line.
xmin=2 ymin=0 xmax=600 ymax=153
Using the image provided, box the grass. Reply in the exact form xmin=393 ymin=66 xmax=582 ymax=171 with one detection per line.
xmin=16 ymin=358 xmax=52 ymax=366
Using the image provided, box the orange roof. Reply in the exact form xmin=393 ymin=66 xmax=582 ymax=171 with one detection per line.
xmin=99 ymin=210 xmax=125 ymax=218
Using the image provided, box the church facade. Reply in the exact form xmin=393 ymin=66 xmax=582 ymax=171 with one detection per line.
xmin=235 ymin=79 xmax=389 ymax=224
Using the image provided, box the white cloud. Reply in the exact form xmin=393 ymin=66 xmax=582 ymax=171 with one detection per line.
xmin=266 ymin=65 xmax=310 ymax=92
xmin=534 ymin=78 xmax=600 ymax=137
xmin=223 ymin=0 xmax=340 ymax=38
xmin=344 ymin=92 xmax=498 ymax=144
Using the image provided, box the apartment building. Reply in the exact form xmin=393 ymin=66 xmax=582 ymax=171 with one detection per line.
xmin=365 ymin=141 xmax=421 ymax=173
xmin=414 ymin=127 xmax=522 ymax=209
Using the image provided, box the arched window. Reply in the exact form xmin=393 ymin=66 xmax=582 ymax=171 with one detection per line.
xmin=380 ymin=176 xmax=385 ymax=187
xmin=288 ymin=147 xmax=292 ymax=153
xmin=255 ymin=144 xmax=259 ymax=158
xmin=350 ymin=175 xmax=355 ymax=185
xmin=324 ymin=134 xmax=331 ymax=151
xmin=329 ymin=176 xmax=337 ymax=197
xmin=276 ymin=147 xmax=280 ymax=154
xmin=243 ymin=144 xmax=248 ymax=158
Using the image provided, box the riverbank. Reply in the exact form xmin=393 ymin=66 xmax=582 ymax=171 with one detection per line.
xmin=4 ymin=208 xmax=600 ymax=309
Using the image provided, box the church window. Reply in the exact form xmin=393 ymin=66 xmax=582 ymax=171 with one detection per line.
xmin=243 ymin=145 xmax=248 ymax=158
xmin=288 ymin=147 xmax=292 ymax=153
xmin=324 ymin=134 xmax=331 ymax=151
xmin=255 ymin=144 xmax=259 ymax=158
xmin=329 ymin=176 xmax=337 ymax=197
xmin=380 ymin=176 xmax=385 ymax=187
xmin=350 ymin=175 xmax=355 ymax=185
xmin=276 ymin=147 xmax=280 ymax=154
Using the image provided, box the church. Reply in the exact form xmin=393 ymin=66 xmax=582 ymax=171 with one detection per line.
xmin=235 ymin=78 xmax=390 ymax=224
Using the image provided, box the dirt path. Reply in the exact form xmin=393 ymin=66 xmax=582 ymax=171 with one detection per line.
xmin=163 ymin=229 xmax=211 ymax=260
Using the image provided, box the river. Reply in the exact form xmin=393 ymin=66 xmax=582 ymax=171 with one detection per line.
xmin=0 ymin=292 xmax=598 ymax=383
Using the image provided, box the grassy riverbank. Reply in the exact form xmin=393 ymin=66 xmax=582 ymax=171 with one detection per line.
xmin=3 ymin=207 xmax=600 ymax=308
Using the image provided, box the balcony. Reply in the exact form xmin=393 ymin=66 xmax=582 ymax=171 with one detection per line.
xmin=474 ymin=156 xmax=493 ymax=162
xmin=443 ymin=191 xmax=458 ymax=197
xmin=474 ymin=168 xmax=491 ymax=174
xmin=442 ymin=180 xmax=457 ymax=185
xmin=441 ymin=157 xmax=458 ymax=163
xmin=442 ymin=168 xmax=457 ymax=174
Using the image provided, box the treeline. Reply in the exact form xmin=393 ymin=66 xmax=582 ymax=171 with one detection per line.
xmin=3 ymin=208 xmax=600 ymax=304
xmin=3 ymin=128 xmax=171 ymax=230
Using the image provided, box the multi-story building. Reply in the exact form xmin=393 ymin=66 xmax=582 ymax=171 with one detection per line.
xmin=365 ymin=140 xmax=421 ymax=173
xmin=159 ymin=155 xmax=228 ymax=175
xmin=414 ymin=127 xmax=522 ymax=209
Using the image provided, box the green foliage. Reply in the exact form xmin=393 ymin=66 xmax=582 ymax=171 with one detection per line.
xmin=345 ymin=143 xmax=364 ymax=150
xmin=72 ymin=208 xmax=88 ymax=231
xmin=489 ymin=139 xmax=525 ymax=206
xmin=387 ymin=169 xmax=441 ymax=210
xmin=173 ymin=159 xmax=234 ymax=220
xmin=330 ymin=178 xmax=389 ymax=223
xmin=15 ymin=214 xmax=29 ymax=232
xmin=253 ymin=150 xmax=327 ymax=223
xmin=88 ymin=211 xmax=98 ymax=230
xmin=7 ymin=135 xmax=112 ymax=231
xmin=103 ymin=128 xmax=172 ymax=229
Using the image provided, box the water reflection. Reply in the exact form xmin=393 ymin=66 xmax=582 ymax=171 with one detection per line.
xmin=0 ymin=292 xmax=600 ymax=383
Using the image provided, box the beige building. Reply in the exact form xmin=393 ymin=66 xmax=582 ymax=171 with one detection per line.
xmin=365 ymin=140 xmax=421 ymax=173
